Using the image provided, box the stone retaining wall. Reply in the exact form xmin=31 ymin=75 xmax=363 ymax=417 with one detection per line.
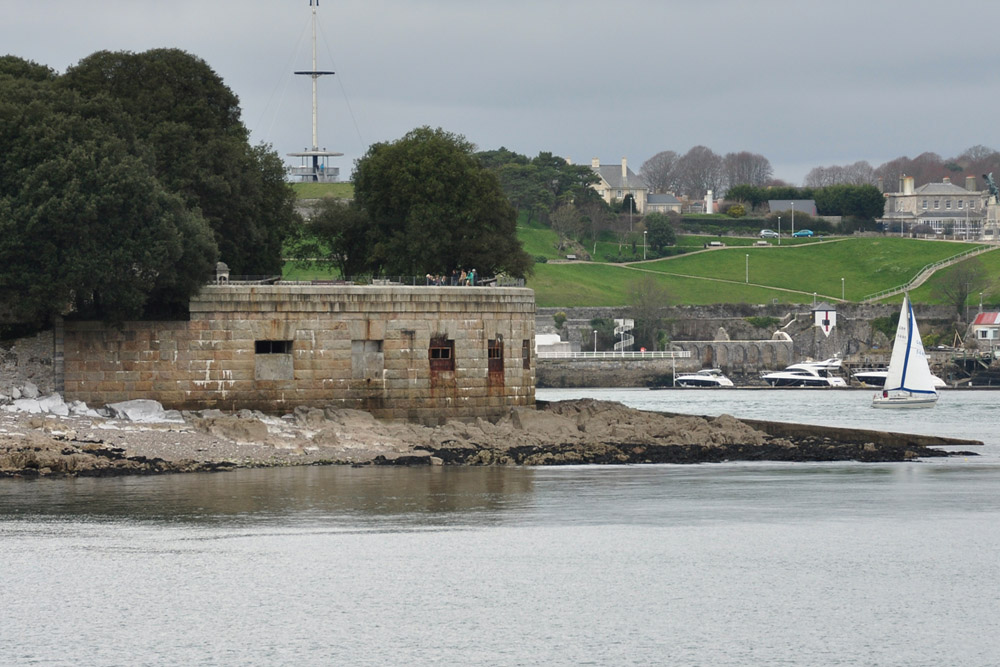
xmin=63 ymin=285 xmax=536 ymax=424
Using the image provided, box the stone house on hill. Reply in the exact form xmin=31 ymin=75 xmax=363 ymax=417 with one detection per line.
xmin=590 ymin=157 xmax=648 ymax=213
xmin=880 ymin=176 xmax=987 ymax=237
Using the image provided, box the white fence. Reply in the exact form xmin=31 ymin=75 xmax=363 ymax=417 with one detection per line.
xmin=536 ymin=351 xmax=691 ymax=360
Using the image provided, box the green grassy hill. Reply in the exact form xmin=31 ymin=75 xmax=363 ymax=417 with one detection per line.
xmin=284 ymin=216 xmax=1000 ymax=309
xmin=525 ymin=236 xmax=998 ymax=308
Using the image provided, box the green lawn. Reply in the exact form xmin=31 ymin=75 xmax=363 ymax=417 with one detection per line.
xmin=632 ymin=238 xmax=983 ymax=301
xmin=291 ymin=182 xmax=354 ymax=199
xmin=527 ymin=262 xmax=805 ymax=307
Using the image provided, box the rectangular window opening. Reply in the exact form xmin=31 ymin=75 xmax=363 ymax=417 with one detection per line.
xmin=522 ymin=339 xmax=531 ymax=370
xmin=488 ymin=338 xmax=504 ymax=374
xmin=429 ymin=336 xmax=455 ymax=372
xmin=255 ymin=340 xmax=292 ymax=354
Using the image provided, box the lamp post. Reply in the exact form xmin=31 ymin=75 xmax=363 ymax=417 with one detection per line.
xmin=777 ymin=216 xmax=781 ymax=245
xmin=791 ymin=201 xmax=795 ymax=237
xmin=745 ymin=254 xmax=749 ymax=284
xmin=593 ymin=329 xmax=597 ymax=353
xmin=980 ymin=292 xmax=984 ymax=314
xmin=643 ymin=230 xmax=647 ymax=260
xmin=842 ymin=277 xmax=845 ymax=301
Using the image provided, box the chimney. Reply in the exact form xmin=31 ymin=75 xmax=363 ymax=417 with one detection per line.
xmin=591 ymin=157 xmax=600 ymax=169
xmin=877 ymin=177 xmax=884 ymax=193
xmin=966 ymin=175 xmax=977 ymax=191
xmin=943 ymin=177 xmax=951 ymax=185
xmin=621 ymin=157 xmax=628 ymax=183
xmin=903 ymin=176 xmax=914 ymax=195
xmin=899 ymin=175 xmax=905 ymax=193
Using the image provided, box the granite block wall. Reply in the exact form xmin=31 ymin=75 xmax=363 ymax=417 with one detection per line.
xmin=63 ymin=285 xmax=536 ymax=424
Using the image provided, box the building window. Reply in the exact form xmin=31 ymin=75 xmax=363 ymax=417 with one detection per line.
xmin=934 ymin=200 xmax=940 ymax=209
xmin=255 ymin=339 xmax=293 ymax=380
xmin=946 ymin=200 xmax=952 ymax=209
xmin=255 ymin=340 xmax=292 ymax=354
xmin=488 ymin=338 xmax=504 ymax=374
xmin=922 ymin=199 xmax=928 ymax=209
xmin=522 ymin=339 xmax=531 ymax=370
xmin=970 ymin=200 xmax=977 ymax=209
xmin=958 ymin=200 xmax=963 ymax=209
xmin=429 ymin=336 xmax=455 ymax=372
xmin=352 ymin=340 xmax=384 ymax=380
xmin=617 ymin=190 xmax=622 ymax=198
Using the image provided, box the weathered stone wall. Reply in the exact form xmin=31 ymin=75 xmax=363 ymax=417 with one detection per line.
xmin=63 ymin=285 xmax=535 ymax=424
xmin=537 ymin=340 xmax=794 ymax=388
xmin=1 ymin=330 xmax=55 ymax=396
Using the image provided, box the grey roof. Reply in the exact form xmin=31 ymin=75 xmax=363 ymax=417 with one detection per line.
xmin=768 ymin=200 xmax=817 ymax=216
xmin=647 ymin=193 xmax=681 ymax=204
xmin=914 ymin=182 xmax=980 ymax=196
xmin=593 ymin=164 xmax=648 ymax=190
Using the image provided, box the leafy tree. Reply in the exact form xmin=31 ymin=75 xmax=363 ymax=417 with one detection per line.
xmin=62 ymin=49 xmax=296 ymax=275
xmin=290 ymin=199 xmax=373 ymax=278
xmin=0 ymin=60 xmax=216 ymax=325
xmin=644 ymin=213 xmax=676 ymax=252
xmin=726 ymin=204 xmax=746 ymax=218
xmin=354 ymin=127 xmax=532 ymax=278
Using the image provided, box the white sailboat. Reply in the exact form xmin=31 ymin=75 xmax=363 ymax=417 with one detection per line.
xmin=872 ymin=294 xmax=938 ymax=408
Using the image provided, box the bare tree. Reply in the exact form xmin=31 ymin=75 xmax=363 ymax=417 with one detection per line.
xmin=640 ymin=151 xmax=679 ymax=194
xmin=722 ymin=151 xmax=773 ymax=190
xmin=932 ymin=257 xmax=988 ymax=319
xmin=676 ymin=145 xmax=722 ymax=199
xmin=626 ymin=274 xmax=673 ymax=350
xmin=805 ymin=161 xmax=876 ymax=188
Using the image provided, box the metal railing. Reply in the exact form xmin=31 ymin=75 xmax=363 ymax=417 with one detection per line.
xmin=537 ymin=350 xmax=691 ymax=360
xmin=862 ymin=245 xmax=993 ymax=302
xmin=215 ymin=275 xmax=525 ymax=287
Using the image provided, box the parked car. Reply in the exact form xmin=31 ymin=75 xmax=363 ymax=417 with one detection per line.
xmin=792 ymin=229 xmax=814 ymax=237
xmin=759 ymin=229 xmax=780 ymax=238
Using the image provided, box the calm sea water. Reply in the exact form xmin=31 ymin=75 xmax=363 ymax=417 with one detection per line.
xmin=2 ymin=389 xmax=1000 ymax=666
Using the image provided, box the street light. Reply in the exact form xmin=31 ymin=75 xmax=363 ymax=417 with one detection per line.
xmin=842 ymin=277 xmax=845 ymax=301
xmin=777 ymin=216 xmax=781 ymax=245
xmin=593 ymin=329 xmax=597 ymax=353
xmin=745 ymin=254 xmax=749 ymax=284
xmin=791 ymin=201 xmax=795 ymax=237
xmin=980 ymin=292 xmax=984 ymax=314
xmin=643 ymin=230 xmax=647 ymax=260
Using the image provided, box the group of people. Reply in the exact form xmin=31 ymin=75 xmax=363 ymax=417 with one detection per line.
xmin=426 ymin=268 xmax=478 ymax=286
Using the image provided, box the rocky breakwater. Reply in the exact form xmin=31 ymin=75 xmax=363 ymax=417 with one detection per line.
xmin=0 ymin=394 xmax=981 ymax=478
xmin=421 ymin=399 xmax=980 ymax=465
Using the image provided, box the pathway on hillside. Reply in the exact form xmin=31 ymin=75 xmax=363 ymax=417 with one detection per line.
xmin=861 ymin=244 xmax=996 ymax=302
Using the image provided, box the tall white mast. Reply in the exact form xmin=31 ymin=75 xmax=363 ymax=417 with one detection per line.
xmin=289 ymin=0 xmax=342 ymax=181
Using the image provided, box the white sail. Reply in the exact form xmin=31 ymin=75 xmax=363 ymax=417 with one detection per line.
xmin=873 ymin=294 xmax=938 ymax=408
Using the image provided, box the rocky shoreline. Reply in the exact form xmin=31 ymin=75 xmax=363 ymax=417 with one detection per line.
xmin=0 ymin=397 xmax=982 ymax=479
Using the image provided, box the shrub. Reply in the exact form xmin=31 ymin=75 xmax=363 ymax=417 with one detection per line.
xmin=553 ymin=311 xmax=567 ymax=330
xmin=745 ymin=316 xmax=780 ymax=330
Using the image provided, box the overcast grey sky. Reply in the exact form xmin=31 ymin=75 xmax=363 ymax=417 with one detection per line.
xmin=4 ymin=0 xmax=999 ymax=184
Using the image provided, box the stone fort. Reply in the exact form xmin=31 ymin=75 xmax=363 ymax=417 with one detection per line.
xmin=61 ymin=284 xmax=536 ymax=424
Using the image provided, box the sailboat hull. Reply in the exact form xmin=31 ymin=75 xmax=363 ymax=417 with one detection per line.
xmin=872 ymin=392 xmax=938 ymax=408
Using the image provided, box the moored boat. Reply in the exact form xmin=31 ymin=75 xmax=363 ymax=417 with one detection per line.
xmin=761 ymin=358 xmax=847 ymax=387
xmin=674 ymin=368 xmax=735 ymax=388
